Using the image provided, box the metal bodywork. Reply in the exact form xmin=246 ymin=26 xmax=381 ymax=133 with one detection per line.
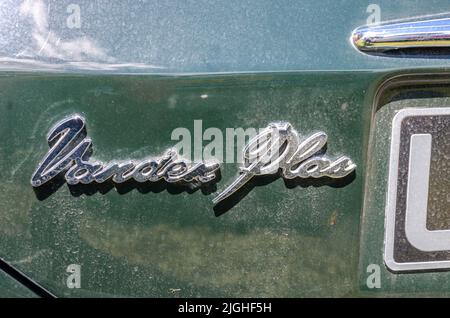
xmin=1 ymin=1 xmax=450 ymax=297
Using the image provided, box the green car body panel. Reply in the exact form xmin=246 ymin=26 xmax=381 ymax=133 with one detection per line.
xmin=0 ymin=269 xmax=38 ymax=298
xmin=1 ymin=0 xmax=450 ymax=297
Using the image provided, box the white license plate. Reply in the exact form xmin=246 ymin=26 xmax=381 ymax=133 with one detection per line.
xmin=385 ymin=107 xmax=450 ymax=271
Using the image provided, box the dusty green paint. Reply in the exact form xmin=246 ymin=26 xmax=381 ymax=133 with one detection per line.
xmin=1 ymin=71 xmax=450 ymax=297
xmin=1 ymin=0 xmax=450 ymax=298
xmin=0 ymin=269 xmax=38 ymax=298
xmin=0 ymin=71 xmax=385 ymax=297
xmin=4 ymin=0 xmax=450 ymax=73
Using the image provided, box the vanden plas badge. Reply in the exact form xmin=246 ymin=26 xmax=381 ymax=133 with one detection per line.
xmin=30 ymin=115 xmax=220 ymax=189
xmin=31 ymin=115 xmax=356 ymax=205
xmin=213 ymin=122 xmax=357 ymax=204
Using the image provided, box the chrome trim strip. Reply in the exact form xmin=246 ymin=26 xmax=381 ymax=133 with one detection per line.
xmin=352 ymin=17 xmax=450 ymax=53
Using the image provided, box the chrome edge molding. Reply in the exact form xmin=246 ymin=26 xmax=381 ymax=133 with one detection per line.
xmin=352 ymin=17 xmax=450 ymax=53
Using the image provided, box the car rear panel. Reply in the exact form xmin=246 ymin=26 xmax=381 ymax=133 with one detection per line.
xmin=1 ymin=0 xmax=450 ymax=297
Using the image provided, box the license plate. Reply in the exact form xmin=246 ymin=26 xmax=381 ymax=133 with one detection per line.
xmin=385 ymin=107 xmax=450 ymax=271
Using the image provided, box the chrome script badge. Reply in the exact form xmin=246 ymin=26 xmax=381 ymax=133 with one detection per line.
xmin=31 ymin=114 xmax=220 ymax=189
xmin=213 ymin=122 xmax=356 ymax=204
